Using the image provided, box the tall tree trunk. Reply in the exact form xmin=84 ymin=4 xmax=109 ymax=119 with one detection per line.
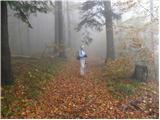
xmin=1 ymin=1 xmax=12 ymax=85
xmin=150 ymin=0 xmax=157 ymax=80
xmin=54 ymin=1 xmax=65 ymax=57
xmin=66 ymin=0 xmax=71 ymax=47
xmin=26 ymin=27 xmax=31 ymax=56
xmin=18 ymin=19 xmax=23 ymax=55
xmin=104 ymin=1 xmax=115 ymax=61
xmin=54 ymin=1 xmax=59 ymax=54
xmin=58 ymin=1 xmax=65 ymax=57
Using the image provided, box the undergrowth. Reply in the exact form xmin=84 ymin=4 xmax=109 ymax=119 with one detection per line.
xmin=106 ymin=79 xmax=140 ymax=100
xmin=1 ymin=57 xmax=66 ymax=118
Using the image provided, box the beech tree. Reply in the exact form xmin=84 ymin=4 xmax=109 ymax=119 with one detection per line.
xmin=54 ymin=1 xmax=66 ymax=57
xmin=76 ymin=0 xmax=121 ymax=60
xmin=1 ymin=1 xmax=52 ymax=85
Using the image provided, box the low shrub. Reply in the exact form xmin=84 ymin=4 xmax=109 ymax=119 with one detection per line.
xmin=1 ymin=57 xmax=66 ymax=118
xmin=106 ymin=79 xmax=140 ymax=99
xmin=103 ymin=55 xmax=134 ymax=80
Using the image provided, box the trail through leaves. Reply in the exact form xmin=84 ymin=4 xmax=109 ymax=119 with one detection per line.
xmin=3 ymin=59 xmax=159 ymax=119
xmin=32 ymin=60 xmax=124 ymax=118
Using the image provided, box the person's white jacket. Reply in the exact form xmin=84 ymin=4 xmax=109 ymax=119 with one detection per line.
xmin=79 ymin=48 xmax=87 ymax=76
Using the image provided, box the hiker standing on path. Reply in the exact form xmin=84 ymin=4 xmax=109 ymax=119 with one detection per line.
xmin=78 ymin=45 xmax=87 ymax=76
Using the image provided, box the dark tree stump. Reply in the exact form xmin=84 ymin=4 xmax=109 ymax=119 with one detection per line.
xmin=133 ymin=65 xmax=148 ymax=82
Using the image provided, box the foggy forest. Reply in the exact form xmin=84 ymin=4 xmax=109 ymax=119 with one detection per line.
xmin=1 ymin=0 xmax=159 ymax=119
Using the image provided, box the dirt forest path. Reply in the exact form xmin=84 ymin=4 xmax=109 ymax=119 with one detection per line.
xmin=29 ymin=59 xmax=126 ymax=119
xmin=9 ymin=58 xmax=159 ymax=119
xmin=10 ymin=58 xmax=158 ymax=119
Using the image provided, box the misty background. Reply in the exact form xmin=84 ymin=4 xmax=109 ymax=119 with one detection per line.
xmin=7 ymin=0 xmax=158 ymax=79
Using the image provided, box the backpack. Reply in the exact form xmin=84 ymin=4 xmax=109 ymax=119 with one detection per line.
xmin=76 ymin=51 xmax=80 ymax=60
xmin=76 ymin=50 xmax=87 ymax=60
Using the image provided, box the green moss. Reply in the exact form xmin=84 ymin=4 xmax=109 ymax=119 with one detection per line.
xmin=1 ymin=106 xmax=14 ymax=117
xmin=106 ymin=79 xmax=140 ymax=99
xmin=115 ymin=83 xmax=134 ymax=95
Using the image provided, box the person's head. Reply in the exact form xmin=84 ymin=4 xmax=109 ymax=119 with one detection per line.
xmin=80 ymin=45 xmax=85 ymax=50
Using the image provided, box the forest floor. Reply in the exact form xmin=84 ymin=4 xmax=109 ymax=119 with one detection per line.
xmin=1 ymin=57 xmax=159 ymax=119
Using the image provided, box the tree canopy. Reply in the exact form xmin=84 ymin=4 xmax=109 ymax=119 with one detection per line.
xmin=76 ymin=0 xmax=121 ymax=32
xmin=7 ymin=1 xmax=54 ymax=28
